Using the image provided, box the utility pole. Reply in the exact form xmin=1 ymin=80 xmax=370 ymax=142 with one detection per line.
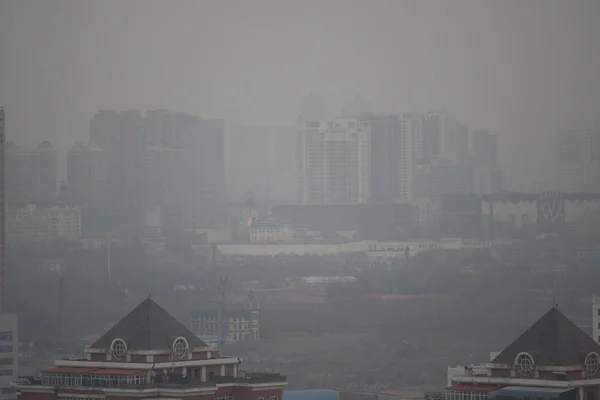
xmin=107 ymin=235 xmax=112 ymax=285
xmin=216 ymin=277 xmax=228 ymax=348
xmin=58 ymin=272 xmax=64 ymax=343
xmin=0 ymin=107 xmax=6 ymax=313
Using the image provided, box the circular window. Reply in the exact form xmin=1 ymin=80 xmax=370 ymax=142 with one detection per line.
xmin=585 ymin=352 xmax=600 ymax=376
xmin=172 ymin=337 xmax=189 ymax=359
xmin=110 ymin=338 xmax=127 ymax=360
xmin=515 ymin=352 xmax=535 ymax=376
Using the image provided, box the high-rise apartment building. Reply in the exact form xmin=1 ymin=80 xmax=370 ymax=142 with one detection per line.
xmin=66 ymin=142 xmax=108 ymax=206
xmin=399 ymin=114 xmax=420 ymax=202
xmin=297 ymin=117 xmax=371 ymax=204
xmin=6 ymin=203 xmax=82 ymax=246
xmin=421 ymin=112 xmax=469 ymax=165
xmin=138 ymin=146 xmax=184 ymax=207
xmin=182 ymin=118 xmax=225 ymax=225
xmin=369 ymin=114 xmax=417 ymax=203
xmin=472 ymin=129 xmax=497 ymax=166
xmin=555 ymin=128 xmax=600 ymax=193
xmin=0 ymin=314 xmax=17 ymax=400
xmin=89 ymin=110 xmax=225 ymax=226
xmin=90 ymin=110 xmax=144 ymax=208
xmin=226 ymin=125 xmax=296 ymax=202
xmin=369 ymin=115 xmax=402 ymax=203
xmin=6 ymin=141 xmax=57 ymax=203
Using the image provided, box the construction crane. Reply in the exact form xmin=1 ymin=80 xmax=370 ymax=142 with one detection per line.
xmin=0 ymin=107 xmax=5 ymax=313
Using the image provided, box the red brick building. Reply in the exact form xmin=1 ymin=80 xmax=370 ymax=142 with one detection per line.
xmin=16 ymin=298 xmax=286 ymax=400
xmin=444 ymin=307 xmax=600 ymax=400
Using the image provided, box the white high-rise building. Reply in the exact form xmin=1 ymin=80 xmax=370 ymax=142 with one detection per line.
xmin=0 ymin=314 xmax=17 ymax=400
xmin=297 ymin=117 xmax=371 ymax=204
xmin=399 ymin=114 xmax=419 ymax=202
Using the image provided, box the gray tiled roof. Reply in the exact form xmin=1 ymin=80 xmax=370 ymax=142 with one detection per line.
xmin=492 ymin=307 xmax=600 ymax=366
xmin=92 ymin=297 xmax=207 ymax=351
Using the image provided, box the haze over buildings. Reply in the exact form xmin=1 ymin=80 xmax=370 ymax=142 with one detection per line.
xmin=2 ymin=0 xmax=600 ymax=191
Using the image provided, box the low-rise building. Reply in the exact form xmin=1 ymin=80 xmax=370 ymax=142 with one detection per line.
xmin=0 ymin=314 xmax=18 ymax=400
xmin=16 ymin=298 xmax=285 ymax=400
xmin=190 ymin=294 xmax=260 ymax=343
xmin=249 ymin=218 xmax=295 ymax=244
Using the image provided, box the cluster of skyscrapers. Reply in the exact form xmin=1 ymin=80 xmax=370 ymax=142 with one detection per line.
xmin=2 ymin=107 xmax=599 ymax=245
xmin=296 ymin=111 xmax=503 ymax=206
xmin=2 ymin=110 xmax=225 ymax=243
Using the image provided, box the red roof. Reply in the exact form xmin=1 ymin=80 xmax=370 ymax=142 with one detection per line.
xmin=93 ymin=369 xmax=145 ymax=376
xmin=446 ymin=384 xmax=503 ymax=392
xmin=42 ymin=367 xmax=98 ymax=374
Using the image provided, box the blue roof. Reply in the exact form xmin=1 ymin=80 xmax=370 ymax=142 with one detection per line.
xmin=284 ymin=390 xmax=339 ymax=400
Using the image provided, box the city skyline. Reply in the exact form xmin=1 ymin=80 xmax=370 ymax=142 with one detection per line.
xmin=2 ymin=0 xmax=600 ymax=190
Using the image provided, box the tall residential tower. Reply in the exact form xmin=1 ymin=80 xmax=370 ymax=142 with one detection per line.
xmin=297 ymin=117 xmax=371 ymax=204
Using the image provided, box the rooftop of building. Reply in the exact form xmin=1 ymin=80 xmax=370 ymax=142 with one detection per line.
xmin=90 ymin=297 xmax=207 ymax=351
xmin=491 ymin=306 xmax=600 ymax=366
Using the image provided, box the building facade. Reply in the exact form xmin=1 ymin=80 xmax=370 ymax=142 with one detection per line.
xmin=6 ymin=142 xmax=57 ymax=204
xmin=16 ymin=298 xmax=284 ymax=400
xmin=555 ymin=128 xmax=600 ymax=193
xmin=90 ymin=110 xmax=226 ymax=227
xmin=6 ymin=203 xmax=82 ymax=247
xmin=369 ymin=115 xmax=402 ymax=203
xmin=297 ymin=118 xmax=371 ymax=205
xmin=472 ymin=130 xmax=497 ymax=167
xmin=398 ymin=114 xmax=420 ymax=202
xmin=0 ymin=314 xmax=17 ymax=400
xmin=182 ymin=118 xmax=226 ymax=225
xmin=226 ymin=126 xmax=296 ymax=203
xmin=138 ymin=146 xmax=184 ymax=207
xmin=66 ymin=142 xmax=108 ymax=206
xmin=593 ymin=296 xmax=600 ymax=345
xmin=421 ymin=112 xmax=469 ymax=166
xmin=190 ymin=298 xmax=260 ymax=344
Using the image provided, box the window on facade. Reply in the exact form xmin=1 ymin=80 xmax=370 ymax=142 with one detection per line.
xmin=588 ymin=392 xmax=595 ymax=400
xmin=0 ymin=358 xmax=13 ymax=366
xmin=0 ymin=332 xmax=12 ymax=341
xmin=1 ymin=387 xmax=15 ymax=395
xmin=215 ymin=395 xmax=233 ymax=400
xmin=0 ymin=370 xmax=13 ymax=376
xmin=270 ymin=396 xmax=279 ymax=400
xmin=0 ymin=345 xmax=12 ymax=353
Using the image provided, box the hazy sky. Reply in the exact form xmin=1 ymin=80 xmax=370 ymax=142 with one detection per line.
xmin=1 ymin=0 xmax=599 ymax=188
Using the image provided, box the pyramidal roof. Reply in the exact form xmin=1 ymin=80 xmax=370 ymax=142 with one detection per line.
xmin=493 ymin=307 xmax=600 ymax=366
xmin=91 ymin=297 xmax=207 ymax=351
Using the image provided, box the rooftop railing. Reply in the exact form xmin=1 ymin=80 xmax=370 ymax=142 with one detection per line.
xmin=17 ymin=371 xmax=287 ymax=389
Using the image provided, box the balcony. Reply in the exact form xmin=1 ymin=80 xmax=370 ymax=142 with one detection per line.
xmin=17 ymin=371 xmax=286 ymax=390
xmin=209 ymin=372 xmax=287 ymax=384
